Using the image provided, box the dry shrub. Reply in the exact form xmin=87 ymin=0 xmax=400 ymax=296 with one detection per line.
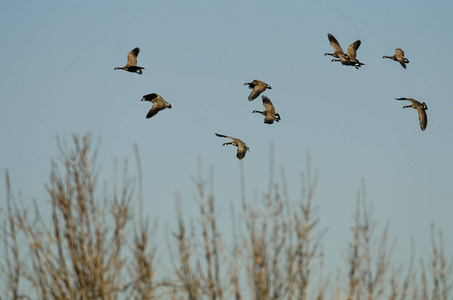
xmin=1 ymin=135 xmax=451 ymax=300
xmin=1 ymin=134 xmax=158 ymax=300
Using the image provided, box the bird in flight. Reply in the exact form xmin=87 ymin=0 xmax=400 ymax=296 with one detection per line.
xmin=141 ymin=93 xmax=172 ymax=119
xmin=252 ymin=95 xmax=281 ymax=124
xmin=114 ymin=47 xmax=145 ymax=75
xmin=325 ymin=33 xmax=364 ymax=69
xmin=395 ymin=98 xmax=428 ymax=131
xmin=383 ymin=48 xmax=410 ymax=69
xmin=244 ymin=80 xmax=272 ymax=101
xmin=215 ymin=133 xmax=250 ymax=159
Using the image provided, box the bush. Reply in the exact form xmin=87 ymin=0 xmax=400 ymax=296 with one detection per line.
xmin=1 ymin=135 xmax=451 ymax=299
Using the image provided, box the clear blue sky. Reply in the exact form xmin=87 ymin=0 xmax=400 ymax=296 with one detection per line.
xmin=1 ymin=0 xmax=452 ymax=278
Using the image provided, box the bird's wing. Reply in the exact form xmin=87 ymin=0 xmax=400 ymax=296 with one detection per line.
xmin=418 ymin=107 xmax=427 ymax=131
xmin=262 ymin=96 xmax=275 ymax=113
xmin=236 ymin=142 xmax=248 ymax=159
xmin=215 ymin=133 xmax=232 ymax=139
xmin=249 ymin=85 xmax=266 ymax=101
xmin=395 ymin=49 xmax=407 ymax=68
xmin=396 ymin=97 xmax=418 ymax=105
xmin=395 ymin=48 xmax=404 ymax=57
xmin=146 ymin=104 xmax=160 ymax=119
xmin=143 ymin=93 xmax=159 ymax=103
xmin=347 ymin=40 xmax=361 ymax=60
xmin=127 ymin=47 xmax=140 ymax=66
xmin=328 ymin=34 xmax=344 ymax=54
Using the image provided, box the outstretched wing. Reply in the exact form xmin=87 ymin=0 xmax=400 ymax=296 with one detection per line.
xmin=347 ymin=40 xmax=361 ymax=60
xmin=262 ymin=95 xmax=275 ymax=114
xmin=249 ymin=85 xmax=266 ymax=101
xmin=395 ymin=48 xmax=405 ymax=57
xmin=395 ymin=48 xmax=407 ymax=69
xmin=328 ymin=33 xmax=344 ymax=54
xmin=127 ymin=47 xmax=140 ymax=66
xmin=215 ymin=133 xmax=231 ymax=139
xmin=146 ymin=104 xmax=160 ymax=119
xmin=418 ymin=107 xmax=427 ymax=131
xmin=236 ymin=143 xmax=248 ymax=159
xmin=395 ymin=97 xmax=417 ymax=104
xmin=142 ymin=93 xmax=159 ymax=102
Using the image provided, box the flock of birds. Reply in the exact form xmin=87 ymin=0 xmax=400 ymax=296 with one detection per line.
xmin=114 ymin=33 xmax=429 ymax=160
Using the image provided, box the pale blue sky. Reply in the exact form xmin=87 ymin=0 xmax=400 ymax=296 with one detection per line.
xmin=1 ymin=0 xmax=452 ymax=278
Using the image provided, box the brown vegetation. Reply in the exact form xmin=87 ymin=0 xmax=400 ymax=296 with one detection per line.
xmin=1 ymin=135 xmax=452 ymax=299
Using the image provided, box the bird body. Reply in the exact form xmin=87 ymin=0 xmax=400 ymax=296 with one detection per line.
xmin=215 ymin=133 xmax=249 ymax=159
xmin=114 ymin=47 xmax=145 ymax=74
xmin=325 ymin=33 xmax=364 ymax=69
xmin=383 ymin=48 xmax=410 ymax=69
xmin=141 ymin=93 xmax=172 ymax=119
xmin=252 ymin=95 xmax=281 ymax=124
xmin=244 ymin=80 xmax=272 ymax=101
xmin=395 ymin=98 xmax=428 ymax=131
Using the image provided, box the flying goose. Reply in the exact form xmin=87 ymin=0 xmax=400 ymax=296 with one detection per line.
xmin=383 ymin=48 xmax=410 ymax=69
xmin=252 ymin=95 xmax=281 ymax=124
xmin=244 ymin=80 xmax=272 ymax=101
xmin=395 ymin=98 xmax=428 ymax=131
xmin=215 ymin=133 xmax=249 ymax=159
xmin=114 ymin=47 xmax=145 ymax=75
xmin=325 ymin=33 xmax=364 ymax=69
xmin=141 ymin=93 xmax=172 ymax=119
xmin=324 ymin=33 xmax=347 ymax=59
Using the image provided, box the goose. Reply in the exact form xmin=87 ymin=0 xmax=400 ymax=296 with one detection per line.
xmin=141 ymin=93 xmax=172 ymax=119
xmin=244 ymin=80 xmax=272 ymax=101
xmin=324 ymin=33 xmax=347 ymax=59
xmin=325 ymin=33 xmax=364 ymax=69
xmin=395 ymin=98 xmax=428 ymax=131
xmin=114 ymin=47 xmax=144 ymax=74
xmin=383 ymin=48 xmax=410 ymax=69
xmin=252 ymin=95 xmax=281 ymax=124
xmin=215 ymin=133 xmax=249 ymax=159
